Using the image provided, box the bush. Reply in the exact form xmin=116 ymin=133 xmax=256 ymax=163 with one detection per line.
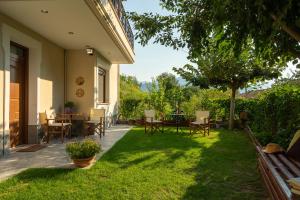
xmin=66 ymin=139 xmax=101 ymax=159
xmin=64 ymin=101 xmax=75 ymax=108
xmin=120 ymin=98 xmax=144 ymax=120
xmin=206 ymin=84 xmax=300 ymax=148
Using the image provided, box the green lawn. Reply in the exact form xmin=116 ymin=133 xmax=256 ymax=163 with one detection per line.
xmin=0 ymin=127 xmax=267 ymax=200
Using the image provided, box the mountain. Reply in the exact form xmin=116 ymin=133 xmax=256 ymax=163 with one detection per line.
xmin=140 ymin=81 xmax=149 ymax=91
xmin=140 ymin=77 xmax=187 ymax=91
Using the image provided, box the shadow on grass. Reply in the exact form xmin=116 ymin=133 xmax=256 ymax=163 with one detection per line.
xmin=14 ymin=168 xmax=74 ymax=182
xmin=99 ymin=128 xmax=204 ymax=169
xmin=0 ymin=127 xmax=267 ymax=199
xmin=98 ymin=127 xmax=267 ymax=199
xmin=181 ymin=129 xmax=267 ymax=200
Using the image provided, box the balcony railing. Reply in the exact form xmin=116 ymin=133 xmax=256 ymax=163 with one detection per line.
xmin=110 ymin=0 xmax=134 ymax=50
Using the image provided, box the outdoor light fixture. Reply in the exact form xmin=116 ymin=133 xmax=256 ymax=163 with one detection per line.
xmin=86 ymin=47 xmax=94 ymax=56
xmin=41 ymin=9 xmax=48 ymax=14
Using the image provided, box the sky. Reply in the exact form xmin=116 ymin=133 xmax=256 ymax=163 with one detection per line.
xmin=121 ymin=0 xmax=189 ymax=82
xmin=121 ymin=0 xmax=297 ymax=84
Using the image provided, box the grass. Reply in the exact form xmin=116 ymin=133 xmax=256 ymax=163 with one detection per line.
xmin=0 ymin=127 xmax=267 ymax=200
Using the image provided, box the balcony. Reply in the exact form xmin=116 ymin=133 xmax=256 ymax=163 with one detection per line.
xmin=109 ymin=0 xmax=134 ymax=50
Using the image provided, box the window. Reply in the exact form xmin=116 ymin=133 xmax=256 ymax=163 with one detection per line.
xmin=97 ymin=67 xmax=107 ymax=103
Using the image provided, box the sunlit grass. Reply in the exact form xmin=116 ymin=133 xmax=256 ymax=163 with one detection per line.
xmin=0 ymin=127 xmax=266 ymax=200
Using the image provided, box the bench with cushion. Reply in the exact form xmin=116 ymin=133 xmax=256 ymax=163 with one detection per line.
xmin=257 ymin=147 xmax=300 ymax=200
xmin=246 ymin=127 xmax=300 ymax=200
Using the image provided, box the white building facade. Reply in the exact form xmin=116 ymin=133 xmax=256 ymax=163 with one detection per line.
xmin=0 ymin=0 xmax=134 ymax=156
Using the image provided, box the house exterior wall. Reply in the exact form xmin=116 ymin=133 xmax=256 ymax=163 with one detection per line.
xmin=0 ymin=1 xmax=126 ymax=156
xmin=66 ymin=50 xmax=96 ymax=116
xmin=66 ymin=50 xmax=120 ymax=126
xmin=95 ymin=62 xmax=120 ymax=127
xmin=0 ymin=14 xmax=64 ymax=156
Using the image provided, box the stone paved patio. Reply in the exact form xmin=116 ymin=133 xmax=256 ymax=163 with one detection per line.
xmin=0 ymin=125 xmax=132 ymax=181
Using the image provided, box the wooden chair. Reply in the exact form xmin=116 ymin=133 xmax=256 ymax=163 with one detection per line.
xmin=85 ymin=108 xmax=105 ymax=138
xmin=144 ymin=110 xmax=164 ymax=134
xmin=39 ymin=112 xmax=72 ymax=143
xmin=189 ymin=111 xmax=210 ymax=136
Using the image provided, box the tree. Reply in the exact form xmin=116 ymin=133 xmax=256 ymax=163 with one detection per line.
xmin=156 ymin=73 xmax=183 ymax=109
xmin=129 ymin=0 xmax=299 ymax=67
xmin=174 ymin=39 xmax=284 ymax=129
xmin=146 ymin=77 xmax=173 ymax=117
xmin=128 ymin=0 xmax=297 ymax=129
xmin=120 ymin=75 xmax=146 ymax=120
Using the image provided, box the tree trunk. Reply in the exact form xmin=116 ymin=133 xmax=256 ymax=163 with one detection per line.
xmin=229 ymin=87 xmax=236 ymax=130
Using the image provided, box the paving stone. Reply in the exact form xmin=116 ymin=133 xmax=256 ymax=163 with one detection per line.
xmin=0 ymin=125 xmax=132 ymax=181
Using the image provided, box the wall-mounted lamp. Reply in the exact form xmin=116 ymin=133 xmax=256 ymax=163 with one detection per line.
xmin=86 ymin=47 xmax=94 ymax=56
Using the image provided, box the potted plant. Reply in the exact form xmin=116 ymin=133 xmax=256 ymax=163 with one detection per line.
xmin=64 ymin=101 xmax=75 ymax=114
xmin=66 ymin=139 xmax=101 ymax=168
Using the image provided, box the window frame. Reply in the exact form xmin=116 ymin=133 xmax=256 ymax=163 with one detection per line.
xmin=97 ymin=67 xmax=107 ymax=104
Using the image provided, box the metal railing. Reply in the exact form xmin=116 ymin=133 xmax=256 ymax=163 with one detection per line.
xmin=109 ymin=0 xmax=134 ymax=50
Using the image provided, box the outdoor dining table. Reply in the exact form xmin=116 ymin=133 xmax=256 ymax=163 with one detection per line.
xmin=58 ymin=113 xmax=86 ymax=137
xmin=170 ymin=113 xmax=186 ymax=134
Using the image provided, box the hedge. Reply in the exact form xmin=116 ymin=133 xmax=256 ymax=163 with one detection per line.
xmin=208 ymin=84 xmax=300 ymax=148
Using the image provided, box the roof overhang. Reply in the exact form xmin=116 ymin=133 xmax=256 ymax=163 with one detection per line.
xmin=0 ymin=0 xmax=134 ymax=64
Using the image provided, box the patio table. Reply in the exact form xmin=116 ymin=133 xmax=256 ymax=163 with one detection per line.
xmin=59 ymin=113 xmax=86 ymax=137
xmin=170 ymin=113 xmax=186 ymax=134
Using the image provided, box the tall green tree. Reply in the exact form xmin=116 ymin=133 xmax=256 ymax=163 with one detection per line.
xmin=129 ymin=0 xmax=299 ymax=67
xmin=128 ymin=0 xmax=297 ymax=129
xmin=174 ymin=40 xmax=284 ymax=129
xmin=146 ymin=77 xmax=173 ymax=117
xmin=120 ymin=75 xmax=146 ymax=120
xmin=156 ymin=73 xmax=183 ymax=109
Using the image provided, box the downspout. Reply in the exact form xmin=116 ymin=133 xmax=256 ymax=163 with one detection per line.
xmin=0 ymin=25 xmax=5 ymax=157
xmin=64 ymin=49 xmax=67 ymax=110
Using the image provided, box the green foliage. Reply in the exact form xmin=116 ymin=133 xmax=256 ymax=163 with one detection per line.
xmin=205 ymin=84 xmax=300 ymax=148
xmin=120 ymin=73 xmax=184 ymax=120
xmin=146 ymin=74 xmax=182 ymax=118
xmin=64 ymin=101 xmax=75 ymax=108
xmin=179 ymin=83 xmax=300 ymax=148
xmin=129 ymin=0 xmax=297 ymax=129
xmin=119 ymin=98 xmax=145 ymax=120
xmin=120 ymin=75 xmax=147 ymax=120
xmin=174 ymin=38 xmax=284 ymax=90
xmin=66 ymin=139 xmax=101 ymax=159
xmin=181 ymin=89 xmax=229 ymax=119
xmin=181 ymin=95 xmax=201 ymax=119
xmin=173 ymin=37 xmax=284 ymax=129
xmin=129 ymin=0 xmax=299 ymax=68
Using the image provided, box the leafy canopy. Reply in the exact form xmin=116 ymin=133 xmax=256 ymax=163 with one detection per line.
xmin=173 ymin=38 xmax=284 ymax=91
xmin=129 ymin=0 xmax=300 ymax=66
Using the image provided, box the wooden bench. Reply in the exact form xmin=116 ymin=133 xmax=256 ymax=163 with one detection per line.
xmin=245 ymin=126 xmax=300 ymax=200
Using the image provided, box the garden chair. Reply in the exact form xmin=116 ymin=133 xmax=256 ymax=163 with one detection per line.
xmin=189 ymin=110 xmax=210 ymax=136
xmin=144 ymin=110 xmax=164 ymax=134
xmin=85 ymin=108 xmax=105 ymax=138
xmin=39 ymin=111 xmax=72 ymax=143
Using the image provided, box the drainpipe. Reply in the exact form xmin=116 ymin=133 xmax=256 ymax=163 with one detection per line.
xmin=64 ymin=49 xmax=67 ymax=111
xmin=0 ymin=26 xmax=5 ymax=157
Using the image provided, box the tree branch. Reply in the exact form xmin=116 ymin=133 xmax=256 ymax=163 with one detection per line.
xmin=270 ymin=13 xmax=300 ymax=42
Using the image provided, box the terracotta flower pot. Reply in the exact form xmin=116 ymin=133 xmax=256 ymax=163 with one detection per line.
xmin=72 ymin=156 xmax=95 ymax=168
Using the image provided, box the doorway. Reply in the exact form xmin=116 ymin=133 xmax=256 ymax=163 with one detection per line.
xmin=9 ymin=42 xmax=28 ymax=147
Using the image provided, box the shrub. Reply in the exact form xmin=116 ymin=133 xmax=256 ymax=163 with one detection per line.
xmin=253 ymin=131 xmax=273 ymax=146
xmin=66 ymin=139 xmax=101 ymax=159
xmin=207 ymin=84 xmax=300 ymax=148
xmin=64 ymin=101 xmax=75 ymax=108
xmin=120 ymin=98 xmax=144 ymax=120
